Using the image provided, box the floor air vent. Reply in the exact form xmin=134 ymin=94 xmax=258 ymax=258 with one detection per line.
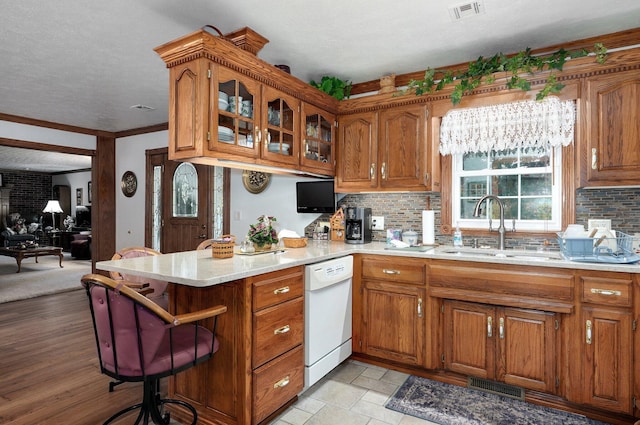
xmin=467 ymin=377 xmax=525 ymax=401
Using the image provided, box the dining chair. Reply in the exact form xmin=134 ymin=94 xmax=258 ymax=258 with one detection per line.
xmin=82 ymin=273 xmax=226 ymax=425
xmin=110 ymin=246 xmax=168 ymax=309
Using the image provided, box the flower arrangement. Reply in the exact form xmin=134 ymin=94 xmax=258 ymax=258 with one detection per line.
xmin=247 ymin=215 xmax=278 ymax=248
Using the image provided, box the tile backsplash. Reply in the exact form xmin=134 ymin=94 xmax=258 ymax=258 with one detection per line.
xmin=305 ymin=188 xmax=640 ymax=248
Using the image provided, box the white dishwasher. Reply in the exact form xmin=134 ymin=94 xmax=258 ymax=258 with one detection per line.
xmin=304 ymin=255 xmax=353 ymax=390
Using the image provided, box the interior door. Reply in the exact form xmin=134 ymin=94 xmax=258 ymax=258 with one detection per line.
xmin=146 ymin=150 xmax=212 ymax=253
xmin=162 ymin=160 xmax=211 ymax=253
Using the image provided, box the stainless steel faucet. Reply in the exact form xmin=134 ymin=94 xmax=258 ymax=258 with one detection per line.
xmin=472 ymin=195 xmax=515 ymax=250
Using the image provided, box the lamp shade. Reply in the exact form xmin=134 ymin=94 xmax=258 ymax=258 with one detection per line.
xmin=43 ymin=200 xmax=63 ymax=214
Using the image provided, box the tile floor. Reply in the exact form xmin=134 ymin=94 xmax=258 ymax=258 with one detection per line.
xmin=267 ymin=360 xmax=437 ymax=425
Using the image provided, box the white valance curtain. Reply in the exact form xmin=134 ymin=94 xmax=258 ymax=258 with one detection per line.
xmin=439 ymin=96 xmax=575 ymax=155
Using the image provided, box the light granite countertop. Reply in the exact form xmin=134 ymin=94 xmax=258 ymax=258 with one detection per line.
xmin=96 ymin=241 xmax=640 ymax=287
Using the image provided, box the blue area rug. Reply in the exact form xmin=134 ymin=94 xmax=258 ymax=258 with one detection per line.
xmin=385 ymin=375 xmax=610 ymax=425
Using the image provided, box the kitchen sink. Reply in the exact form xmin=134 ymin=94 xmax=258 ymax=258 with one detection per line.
xmin=438 ymin=247 xmax=561 ymax=261
xmin=385 ymin=245 xmax=436 ymax=253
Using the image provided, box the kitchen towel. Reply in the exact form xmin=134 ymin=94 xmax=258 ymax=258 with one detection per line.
xmin=422 ymin=210 xmax=435 ymax=245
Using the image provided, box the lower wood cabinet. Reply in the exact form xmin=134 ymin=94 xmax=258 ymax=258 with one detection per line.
xmin=250 ymin=267 xmax=304 ymax=424
xmin=569 ymin=272 xmax=635 ymax=414
xmin=352 ymin=255 xmax=640 ymax=423
xmin=357 ymin=256 xmax=426 ymax=366
xmin=168 ymin=266 xmax=304 ymax=425
xmin=443 ymin=300 xmax=558 ymax=393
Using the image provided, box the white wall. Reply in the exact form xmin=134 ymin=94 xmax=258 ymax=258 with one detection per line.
xmin=115 ymin=131 xmax=320 ymax=249
xmin=0 ymin=120 xmax=95 ymax=149
xmin=115 ymin=131 xmax=167 ymax=249
xmin=0 ymin=120 xmax=321 ymax=249
xmin=0 ymin=120 xmax=96 ymax=227
xmin=52 ymin=171 xmax=92 ymax=218
xmin=229 ymin=169 xmax=323 ymax=241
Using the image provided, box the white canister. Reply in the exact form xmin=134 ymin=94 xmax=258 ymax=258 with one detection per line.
xmin=402 ymin=231 xmax=419 ymax=246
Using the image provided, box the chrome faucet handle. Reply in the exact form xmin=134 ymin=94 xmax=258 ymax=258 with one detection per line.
xmin=488 ymin=218 xmax=496 ymax=232
xmin=510 ymin=219 xmax=517 ymax=232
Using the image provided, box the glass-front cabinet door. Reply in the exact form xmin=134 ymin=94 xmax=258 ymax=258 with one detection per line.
xmin=301 ymin=103 xmax=335 ymax=173
xmin=214 ymin=67 xmax=260 ymax=157
xmin=261 ymin=86 xmax=299 ymax=166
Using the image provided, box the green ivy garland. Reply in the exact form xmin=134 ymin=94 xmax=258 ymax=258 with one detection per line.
xmin=403 ymin=43 xmax=607 ymax=104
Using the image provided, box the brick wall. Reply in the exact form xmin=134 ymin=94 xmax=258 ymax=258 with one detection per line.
xmin=1 ymin=171 xmax=52 ymax=223
xmin=318 ymin=188 xmax=640 ymax=248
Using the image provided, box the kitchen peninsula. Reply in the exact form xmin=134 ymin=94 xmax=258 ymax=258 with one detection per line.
xmin=97 ymin=242 xmax=640 ymax=425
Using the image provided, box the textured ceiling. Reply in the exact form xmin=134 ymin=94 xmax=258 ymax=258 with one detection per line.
xmin=0 ymin=146 xmax=91 ymax=174
xmin=1 ymin=0 xmax=640 ymax=136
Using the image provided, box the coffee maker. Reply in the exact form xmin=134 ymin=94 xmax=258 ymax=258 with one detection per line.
xmin=345 ymin=207 xmax=372 ymax=244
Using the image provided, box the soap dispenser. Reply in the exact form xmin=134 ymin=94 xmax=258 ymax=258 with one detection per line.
xmin=453 ymin=223 xmax=463 ymax=247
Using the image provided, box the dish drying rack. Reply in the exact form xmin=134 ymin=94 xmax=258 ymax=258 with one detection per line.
xmin=557 ymin=231 xmax=640 ymax=264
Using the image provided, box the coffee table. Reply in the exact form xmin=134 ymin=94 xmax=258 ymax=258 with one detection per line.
xmin=0 ymin=246 xmax=64 ymax=273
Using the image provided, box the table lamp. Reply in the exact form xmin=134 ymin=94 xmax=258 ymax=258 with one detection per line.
xmin=43 ymin=200 xmax=63 ymax=230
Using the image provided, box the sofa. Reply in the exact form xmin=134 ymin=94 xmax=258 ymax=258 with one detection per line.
xmin=1 ymin=212 xmax=42 ymax=247
xmin=70 ymin=231 xmax=91 ymax=259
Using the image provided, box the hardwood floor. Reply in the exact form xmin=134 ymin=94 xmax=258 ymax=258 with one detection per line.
xmin=0 ymin=289 xmax=148 ymax=424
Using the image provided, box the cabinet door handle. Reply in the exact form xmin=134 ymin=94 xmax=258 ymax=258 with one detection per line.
xmin=591 ymin=148 xmax=597 ymax=170
xmin=590 ymin=288 xmax=621 ymax=296
xmin=382 ymin=269 xmax=400 ymax=275
xmin=274 ymin=376 xmax=290 ymax=389
xmin=255 ymin=127 xmax=262 ymax=144
xmin=273 ymin=286 xmax=290 ymax=295
xmin=381 ymin=162 xmax=386 ymax=180
xmin=499 ymin=317 xmax=505 ymax=339
xmin=370 ymin=163 xmax=376 ymax=179
xmin=586 ymin=319 xmax=592 ymax=344
xmin=487 ymin=316 xmax=493 ymax=337
xmin=417 ymin=298 xmax=423 ymax=318
xmin=425 ymin=172 xmax=430 ymax=183
xmin=274 ymin=325 xmax=290 ymax=335
xmin=264 ymin=129 xmax=271 ymax=144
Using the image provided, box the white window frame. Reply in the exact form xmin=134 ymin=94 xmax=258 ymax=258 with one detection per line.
xmin=452 ymin=146 xmax=563 ymax=232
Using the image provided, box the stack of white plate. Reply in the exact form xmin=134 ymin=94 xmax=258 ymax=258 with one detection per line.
xmin=218 ymin=126 xmax=234 ymax=143
xmin=218 ymin=92 xmax=229 ymax=111
xmin=268 ymin=143 xmax=290 ymax=154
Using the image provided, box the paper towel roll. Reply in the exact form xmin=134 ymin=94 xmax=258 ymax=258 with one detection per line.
xmin=422 ymin=210 xmax=435 ymax=245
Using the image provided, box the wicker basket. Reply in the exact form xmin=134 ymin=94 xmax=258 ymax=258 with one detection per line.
xmin=282 ymin=237 xmax=307 ymax=248
xmin=211 ymin=235 xmax=236 ymax=258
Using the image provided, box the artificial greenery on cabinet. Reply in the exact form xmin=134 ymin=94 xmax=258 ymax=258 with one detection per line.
xmin=310 ymin=76 xmax=353 ymax=100
xmin=403 ymin=43 xmax=608 ymax=104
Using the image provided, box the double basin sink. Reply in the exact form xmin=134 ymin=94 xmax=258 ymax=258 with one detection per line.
xmin=437 ymin=247 xmax=562 ymax=262
xmin=386 ymin=245 xmax=562 ymax=262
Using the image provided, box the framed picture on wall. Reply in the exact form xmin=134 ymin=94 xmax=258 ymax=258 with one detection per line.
xmin=76 ymin=188 xmax=82 ymax=206
xmin=88 ymin=181 xmax=92 ymax=204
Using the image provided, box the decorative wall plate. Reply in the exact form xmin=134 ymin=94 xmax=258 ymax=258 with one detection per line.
xmin=121 ymin=170 xmax=137 ymax=197
xmin=242 ymin=170 xmax=270 ymax=194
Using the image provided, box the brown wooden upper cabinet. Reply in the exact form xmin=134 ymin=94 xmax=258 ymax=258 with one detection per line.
xmin=155 ymin=29 xmax=337 ymax=177
xmin=583 ymin=70 xmax=640 ymax=186
xmin=301 ymin=103 xmax=336 ymax=175
xmin=167 ymin=61 xmax=301 ymax=168
xmin=336 ymin=104 xmax=440 ymax=192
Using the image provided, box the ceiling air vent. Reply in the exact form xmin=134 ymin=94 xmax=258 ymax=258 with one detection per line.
xmin=448 ymin=1 xmax=486 ymax=21
xmin=130 ymin=104 xmax=156 ymax=111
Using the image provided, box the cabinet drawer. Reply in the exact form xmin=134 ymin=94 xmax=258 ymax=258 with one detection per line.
xmin=362 ymin=258 xmax=424 ymax=284
xmin=252 ymin=268 xmax=303 ymax=311
xmin=581 ymin=275 xmax=632 ymax=307
xmin=253 ymin=297 xmax=304 ymax=367
xmin=253 ymin=345 xmax=304 ymax=424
